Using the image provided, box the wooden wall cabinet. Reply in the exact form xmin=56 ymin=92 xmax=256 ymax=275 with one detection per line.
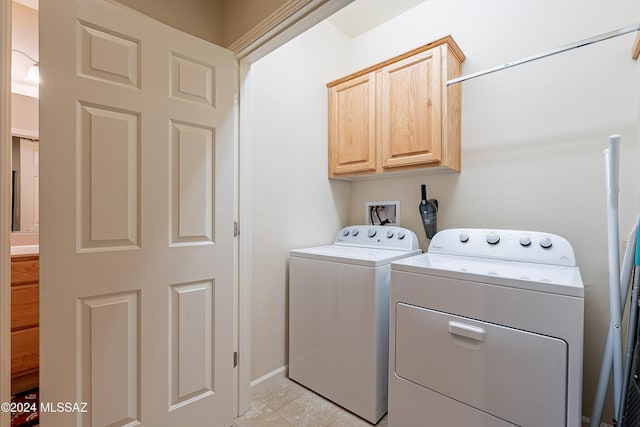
xmin=327 ymin=35 xmax=465 ymax=179
xmin=10 ymin=254 xmax=39 ymax=393
xmin=328 ymin=72 xmax=377 ymax=175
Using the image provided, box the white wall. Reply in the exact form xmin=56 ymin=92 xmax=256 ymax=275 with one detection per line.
xmin=11 ymin=93 xmax=37 ymax=137
xmin=344 ymin=0 xmax=640 ymax=421
xmin=247 ymin=21 xmax=352 ymax=381
xmin=248 ymin=0 xmax=640 ymax=421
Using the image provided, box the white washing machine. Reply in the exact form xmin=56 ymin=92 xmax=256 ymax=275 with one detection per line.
xmin=389 ymin=228 xmax=584 ymax=427
xmin=289 ymin=225 xmax=421 ymax=424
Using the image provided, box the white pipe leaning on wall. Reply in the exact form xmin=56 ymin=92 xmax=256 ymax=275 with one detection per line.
xmin=606 ymin=136 xmax=624 ymax=421
xmin=590 ymin=136 xmax=625 ymax=427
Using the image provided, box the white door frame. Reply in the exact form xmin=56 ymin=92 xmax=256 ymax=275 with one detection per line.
xmin=237 ymin=59 xmax=253 ymax=413
xmin=1 ymin=0 xmax=12 ymax=426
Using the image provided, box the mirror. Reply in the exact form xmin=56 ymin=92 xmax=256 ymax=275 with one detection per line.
xmin=11 ymin=135 xmax=39 ymax=232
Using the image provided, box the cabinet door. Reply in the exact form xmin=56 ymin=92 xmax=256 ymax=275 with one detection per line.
xmin=379 ymin=47 xmax=442 ymax=168
xmin=328 ymin=72 xmax=376 ymax=175
xmin=11 ymin=284 xmax=39 ymax=330
xmin=11 ymin=327 xmax=39 ymax=376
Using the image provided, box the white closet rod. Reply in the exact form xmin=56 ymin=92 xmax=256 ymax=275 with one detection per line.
xmin=446 ymin=23 xmax=640 ymax=86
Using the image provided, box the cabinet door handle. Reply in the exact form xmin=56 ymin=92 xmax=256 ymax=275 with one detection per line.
xmin=448 ymin=321 xmax=486 ymax=342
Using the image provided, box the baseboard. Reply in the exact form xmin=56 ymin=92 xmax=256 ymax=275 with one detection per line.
xmin=582 ymin=415 xmax=614 ymax=427
xmin=249 ymin=365 xmax=288 ymax=395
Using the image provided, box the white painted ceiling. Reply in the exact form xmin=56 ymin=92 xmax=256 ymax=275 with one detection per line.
xmin=326 ymin=0 xmax=428 ymax=38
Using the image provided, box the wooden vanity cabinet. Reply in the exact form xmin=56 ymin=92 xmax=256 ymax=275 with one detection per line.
xmin=10 ymin=255 xmax=39 ymax=393
xmin=327 ymin=35 xmax=465 ymax=179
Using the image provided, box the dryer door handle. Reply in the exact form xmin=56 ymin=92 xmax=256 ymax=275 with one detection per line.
xmin=448 ymin=321 xmax=486 ymax=342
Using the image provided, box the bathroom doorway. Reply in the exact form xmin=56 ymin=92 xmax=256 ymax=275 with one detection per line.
xmin=9 ymin=0 xmax=39 ymax=401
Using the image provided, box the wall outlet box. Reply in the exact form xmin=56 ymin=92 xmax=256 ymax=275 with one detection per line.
xmin=365 ymin=201 xmax=400 ymax=225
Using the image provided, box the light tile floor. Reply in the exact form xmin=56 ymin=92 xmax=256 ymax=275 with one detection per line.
xmin=234 ymin=378 xmax=388 ymax=427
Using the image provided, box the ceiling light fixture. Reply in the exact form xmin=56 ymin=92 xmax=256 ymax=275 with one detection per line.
xmin=11 ymin=49 xmax=39 ymax=84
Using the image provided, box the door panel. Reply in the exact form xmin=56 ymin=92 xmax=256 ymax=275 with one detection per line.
xmin=169 ymin=280 xmax=214 ymax=410
xmin=78 ymin=102 xmax=140 ymax=250
xmin=78 ymin=292 xmax=140 ymax=426
xmin=40 ymin=1 xmax=236 ymax=425
xmin=77 ymin=20 xmax=140 ymax=89
xmin=170 ymin=120 xmax=214 ymax=244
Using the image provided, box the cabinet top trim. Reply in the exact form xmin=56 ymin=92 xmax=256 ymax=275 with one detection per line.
xmin=327 ymin=35 xmax=465 ymax=88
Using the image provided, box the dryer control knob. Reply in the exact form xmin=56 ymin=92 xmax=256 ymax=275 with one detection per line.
xmin=352 ymin=229 xmax=359 ymax=236
xmin=486 ymin=233 xmax=500 ymax=245
xmin=342 ymin=229 xmax=350 ymax=237
xmin=397 ymin=231 xmax=406 ymax=240
xmin=519 ymin=236 xmax=532 ymax=246
xmin=539 ymin=237 xmax=553 ymax=249
xmin=459 ymin=233 xmax=469 ymax=243
xmin=386 ymin=230 xmax=394 ymax=238
xmin=368 ymin=228 xmax=377 ymax=238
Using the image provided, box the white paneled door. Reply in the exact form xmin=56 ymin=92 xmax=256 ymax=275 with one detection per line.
xmin=40 ymin=0 xmax=236 ymax=426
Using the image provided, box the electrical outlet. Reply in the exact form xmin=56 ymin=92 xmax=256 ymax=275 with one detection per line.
xmin=365 ymin=201 xmax=400 ymax=226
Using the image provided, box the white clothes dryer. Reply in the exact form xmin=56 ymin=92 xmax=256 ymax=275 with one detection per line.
xmin=389 ymin=228 xmax=584 ymax=427
xmin=289 ymin=225 xmax=421 ymax=424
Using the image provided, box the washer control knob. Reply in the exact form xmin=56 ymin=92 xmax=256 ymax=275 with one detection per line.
xmin=486 ymin=233 xmax=500 ymax=245
xmin=342 ymin=229 xmax=350 ymax=237
xmin=459 ymin=233 xmax=469 ymax=243
xmin=352 ymin=229 xmax=359 ymax=236
xmin=368 ymin=228 xmax=377 ymax=238
xmin=386 ymin=230 xmax=394 ymax=238
xmin=519 ymin=236 xmax=532 ymax=247
xmin=539 ymin=237 xmax=553 ymax=249
xmin=397 ymin=231 xmax=406 ymax=240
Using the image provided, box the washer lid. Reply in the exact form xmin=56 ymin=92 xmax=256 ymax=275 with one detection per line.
xmin=392 ymin=253 xmax=584 ymax=297
xmin=290 ymin=245 xmax=422 ymax=267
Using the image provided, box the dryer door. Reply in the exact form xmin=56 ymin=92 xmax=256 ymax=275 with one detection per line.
xmin=394 ymin=303 xmax=567 ymax=426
